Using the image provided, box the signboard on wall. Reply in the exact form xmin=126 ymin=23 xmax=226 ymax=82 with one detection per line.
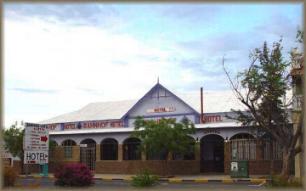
xmin=203 ymin=115 xmax=222 ymax=123
xmin=146 ymin=106 xmax=176 ymax=113
xmin=45 ymin=120 xmax=124 ymax=131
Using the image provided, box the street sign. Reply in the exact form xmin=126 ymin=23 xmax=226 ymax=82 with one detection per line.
xmin=24 ymin=123 xmax=49 ymax=151
xmin=24 ymin=150 xmax=48 ymax=164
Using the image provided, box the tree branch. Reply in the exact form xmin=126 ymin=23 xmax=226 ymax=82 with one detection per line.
xmin=222 ymin=57 xmax=245 ymax=101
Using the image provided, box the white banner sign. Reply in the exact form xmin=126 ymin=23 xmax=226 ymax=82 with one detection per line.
xmin=24 ymin=123 xmax=49 ymax=151
xmin=24 ymin=150 xmax=48 ymax=164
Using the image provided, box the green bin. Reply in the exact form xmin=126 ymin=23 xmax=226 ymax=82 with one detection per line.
xmin=230 ymin=160 xmax=249 ymax=178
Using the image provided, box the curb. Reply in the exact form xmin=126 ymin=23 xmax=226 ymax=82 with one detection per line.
xmin=18 ymin=175 xmax=268 ymax=185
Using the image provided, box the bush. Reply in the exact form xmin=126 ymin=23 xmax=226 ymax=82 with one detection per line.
xmin=270 ymin=175 xmax=302 ymax=187
xmin=3 ymin=166 xmax=18 ymax=187
xmin=54 ymin=163 xmax=94 ymax=187
xmin=131 ymin=169 xmax=159 ymax=187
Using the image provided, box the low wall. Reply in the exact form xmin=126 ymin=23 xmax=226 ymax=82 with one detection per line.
xmin=95 ymin=160 xmax=200 ymax=175
xmin=49 ymin=160 xmax=283 ymax=175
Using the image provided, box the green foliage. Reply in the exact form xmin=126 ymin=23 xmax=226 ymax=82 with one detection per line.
xmin=224 ymin=33 xmax=304 ymax=180
xmin=133 ymin=117 xmax=196 ymax=160
xmin=49 ymin=140 xmax=57 ymax=149
xmin=231 ymin=39 xmax=291 ymax=142
xmin=3 ymin=166 xmax=18 ymax=187
xmin=269 ymin=175 xmax=302 ymax=187
xmin=131 ymin=169 xmax=159 ymax=187
xmin=3 ymin=125 xmax=24 ymax=160
xmin=296 ymin=29 xmax=303 ymax=43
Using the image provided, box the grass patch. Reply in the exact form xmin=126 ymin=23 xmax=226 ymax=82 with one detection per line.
xmin=267 ymin=175 xmax=302 ymax=188
xmin=131 ymin=169 xmax=159 ymax=187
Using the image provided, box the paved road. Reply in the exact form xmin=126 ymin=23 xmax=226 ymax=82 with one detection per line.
xmin=3 ymin=177 xmax=274 ymax=190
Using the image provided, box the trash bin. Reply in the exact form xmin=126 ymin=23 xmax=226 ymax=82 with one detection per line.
xmin=230 ymin=160 xmax=249 ymax=178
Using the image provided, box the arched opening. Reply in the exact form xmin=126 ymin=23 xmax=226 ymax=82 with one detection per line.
xmin=200 ymin=134 xmax=224 ymax=173
xmin=62 ymin=139 xmax=76 ymax=159
xmin=101 ymin=138 xmax=118 ymax=160
xmin=172 ymin=136 xmax=195 ymax=160
xmin=80 ymin=139 xmax=96 ymax=170
xmin=123 ymin=138 xmax=141 ymax=160
xmin=230 ymin=133 xmax=256 ymax=160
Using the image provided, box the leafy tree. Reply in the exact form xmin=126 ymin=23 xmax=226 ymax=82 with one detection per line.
xmin=133 ymin=117 xmax=196 ymax=176
xmin=223 ymin=37 xmax=303 ymax=180
xmin=2 ymin=124 xmax=25 ymax=173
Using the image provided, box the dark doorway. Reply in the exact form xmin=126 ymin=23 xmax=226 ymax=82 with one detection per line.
xmin=80 ymin=139 xmax=96 ymax=170
xmin=200 ymin=134 xmax=224 ymax=173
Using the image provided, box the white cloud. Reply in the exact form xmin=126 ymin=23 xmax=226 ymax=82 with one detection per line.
xmin=4 ymin=16 xmax=187 ymax=127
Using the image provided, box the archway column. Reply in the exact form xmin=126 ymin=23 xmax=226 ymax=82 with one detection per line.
xmin=141 ymin=151 xmax=146 ymax=161
xmin=224 ymin=141 xmax=231 ymax=174
xmin=195 ymin=143 xmax=201 ymax=161
xmin=96 ymin=144 xmax=101 ymax=161
xmin=118 ymin=144 xmax=123 ymax=161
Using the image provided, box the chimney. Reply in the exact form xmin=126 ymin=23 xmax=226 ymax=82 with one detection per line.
xmin=200 ymin=87 xmax=204 ymax=123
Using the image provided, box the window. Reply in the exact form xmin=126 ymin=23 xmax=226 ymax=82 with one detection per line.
xmin=101 ymin=138 xmax=118 ymax=160
xmin=230 ymin=133 xmax=256 ymax=160
xmin=62 ymin=139 xmax=76 ymax=159
xmin=123 ymin=138 xmax=141 ymax=160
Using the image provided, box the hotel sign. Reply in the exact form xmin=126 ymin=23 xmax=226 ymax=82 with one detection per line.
xmin=203 ymin=129 xmax=221 ymax=134
xmin=24 ymin=123 xmax=49 ymax=164
xmin=45 ymin=120 xmax=124 ymax=131
xmin=147 ymin=106 xmax=176 ymax=113
xmin=24 ymin=123 xmax=49 ymax=151
xmin=24 ymin=150 xmax=48 ymax=164
xmin=203 ymin=115 xmax=222 ymax=123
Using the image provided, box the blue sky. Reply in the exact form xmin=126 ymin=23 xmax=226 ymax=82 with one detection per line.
xmin=4 ymin=3 xmax=303 ymax=127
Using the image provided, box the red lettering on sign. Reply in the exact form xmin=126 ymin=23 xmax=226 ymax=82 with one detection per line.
xmin=203 ymin=115 xmax=222 ymax=123
xmin=64 ymin=124 xmax=76 ymax=130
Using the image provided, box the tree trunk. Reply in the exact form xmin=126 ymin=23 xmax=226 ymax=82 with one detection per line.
xmin=20 ymin=152 xmax=25 ymax=175
xmin=162 ymin=152 xmax=171 ymax=177
xmin=269 ymin=141 xmax=274 ymax=175
xmin=280 ymin=148 xmax=292 ymax=181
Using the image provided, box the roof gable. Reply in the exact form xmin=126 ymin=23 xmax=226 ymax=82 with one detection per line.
xmin=123 ymin=83 xmax=199 ymax=119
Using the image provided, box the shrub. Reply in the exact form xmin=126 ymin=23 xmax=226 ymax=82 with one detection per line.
xmin=269 ymin=175 xmax=302 ymax=187
xmin=3 ymin=166 xmax=18 ymax=187
xmin=54 ymin=163 xmax=94 ymax=187
xmin=131 ymin=169 xmax=158 ymax=187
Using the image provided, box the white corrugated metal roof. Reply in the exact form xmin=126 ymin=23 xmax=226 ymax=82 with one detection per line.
xmin=40 ymin=90 xmax=247 ymax=124
xmin=178 ymin=90 xmax=247 ymax=114
xmin=41 ymin=88 xmax=291 ymax=125
xmin=49 ymin=122 xmax=242 ymax=135
xmin=39 ymin=100 xmax=137 ymax=124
